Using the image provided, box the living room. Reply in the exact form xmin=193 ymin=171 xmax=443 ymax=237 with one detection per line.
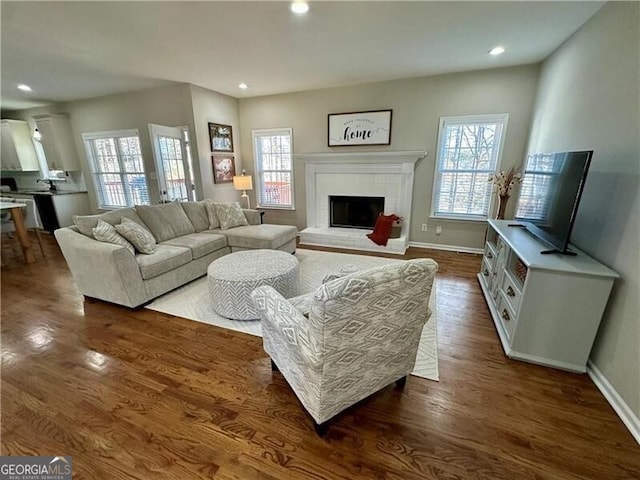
xmin=1 ymin=1 xmax=638 ymax=478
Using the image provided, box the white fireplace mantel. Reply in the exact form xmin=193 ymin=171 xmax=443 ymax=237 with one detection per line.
xmin=298 ymin=150 xmax=427 ymax=254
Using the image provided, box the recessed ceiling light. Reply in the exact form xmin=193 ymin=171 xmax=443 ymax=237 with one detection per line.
xmin=17 ymin=84 xmax=32 ymax=92
xmin=489 ymin=46 xmax=505 ymax=56
xmin=290 ymin=1 xmax=309 ymax=14
xmin=238 ymin=83 xmax=249 ymax=90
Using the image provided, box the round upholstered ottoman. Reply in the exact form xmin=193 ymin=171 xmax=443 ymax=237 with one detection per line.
xmin=207 ymin=249 xmax=299 ymax=320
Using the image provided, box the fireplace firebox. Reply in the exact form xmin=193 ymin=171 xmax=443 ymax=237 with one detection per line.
xmin=329 ymin=195 xmax=384 ymax=229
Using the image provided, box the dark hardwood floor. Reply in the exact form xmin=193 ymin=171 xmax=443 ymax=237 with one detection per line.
xmin=1 ymin=235 xmax=638 ymax=479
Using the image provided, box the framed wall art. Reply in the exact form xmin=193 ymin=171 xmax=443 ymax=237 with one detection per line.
xmin=212 ymin=154 xmax=236 ymax=184
xmin=328 ymin=110 xmax=392 ymax=146
xmin=209 ymin=122 xmax=234 ymax=152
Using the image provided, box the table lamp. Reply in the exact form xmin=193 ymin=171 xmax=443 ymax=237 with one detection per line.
xmin=233 ymin=170 xmax=253 ymax=209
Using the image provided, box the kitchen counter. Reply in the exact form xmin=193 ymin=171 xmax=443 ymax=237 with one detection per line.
xmin=2 ymin=190 xmax=91 ymax=232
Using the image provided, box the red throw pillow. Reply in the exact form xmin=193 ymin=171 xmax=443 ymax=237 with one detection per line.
xmin=367 ymin=214 xmax=400 ymax=246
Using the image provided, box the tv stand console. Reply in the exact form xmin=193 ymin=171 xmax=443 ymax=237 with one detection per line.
xmin=478 ymin=219 xmax=618 ymax=373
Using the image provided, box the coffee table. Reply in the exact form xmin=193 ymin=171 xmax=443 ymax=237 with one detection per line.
xmin=207 ymin=249 xmax=299 ymax=320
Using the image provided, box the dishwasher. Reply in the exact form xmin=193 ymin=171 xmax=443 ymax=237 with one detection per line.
xmin=33 ymin=194 xmax=60 ymax=233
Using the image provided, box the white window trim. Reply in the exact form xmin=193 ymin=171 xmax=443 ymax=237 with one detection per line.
xmin=430 ymin=113 xmax=509 ymax=221
xmin=252 ymin=127 xmax=295 ymax=210
xmin=82 ymin=129 xmax=150 ymax=210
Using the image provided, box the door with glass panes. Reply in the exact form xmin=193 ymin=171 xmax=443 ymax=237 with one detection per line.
xmin=149 ymin=124 xmax=194 ymax=202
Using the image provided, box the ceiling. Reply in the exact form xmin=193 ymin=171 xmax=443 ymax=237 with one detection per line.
xmin=1 ymin=1 xmax=604 ymax=111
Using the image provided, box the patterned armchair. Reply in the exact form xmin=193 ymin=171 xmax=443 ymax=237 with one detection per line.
xmin=250 ymin=258 xmax=438 ymax=434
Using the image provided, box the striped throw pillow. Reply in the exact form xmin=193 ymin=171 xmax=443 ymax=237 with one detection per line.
xmin=93 ymin=219 xmax=135 ymax=255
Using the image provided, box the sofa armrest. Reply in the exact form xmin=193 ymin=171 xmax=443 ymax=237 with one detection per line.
xmin=242 ymin=209 xmax=263 ymax=225
xmin=54 ymin=227 xmax=148 ymax=307
xmin=251 ymin=285 xmax=321 ymax=367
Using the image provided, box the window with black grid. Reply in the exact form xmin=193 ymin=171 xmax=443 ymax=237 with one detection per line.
xmin=252 ymin=128 xmax=294 ymax=209
xmin=83 ymin=130 xmax=150 ymax=208
xmin=432 ymin=114 xmax=508 ymax=220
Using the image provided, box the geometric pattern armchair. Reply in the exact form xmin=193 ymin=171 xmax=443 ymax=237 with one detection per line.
xmin=250 ymin=258 xmax=438 ymax=434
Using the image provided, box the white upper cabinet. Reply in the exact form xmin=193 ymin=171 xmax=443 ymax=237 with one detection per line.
xmin=0 ymin=119 xmax=40 ymax=171
xmin=33 ymin=114 xmax=80 ymax=171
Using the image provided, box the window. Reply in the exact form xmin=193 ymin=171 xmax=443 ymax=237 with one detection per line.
xmin=253 ymin=128 xmax=294 ymax=209
xmin=83 ymin=130 xmax=150 ymax=209
xmin=432 ymin=114 xmax=508 ymax=220
xmin=515 ymin=153 xmax=562 ymax=221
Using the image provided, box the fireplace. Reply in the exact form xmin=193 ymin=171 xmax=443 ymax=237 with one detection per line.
xmin=330 ymin=195 xmax=384 ymax=229
xmin=298 ymin=150 xmax=426 ymax=254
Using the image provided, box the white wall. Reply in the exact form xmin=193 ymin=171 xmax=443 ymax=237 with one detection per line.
xmin=526 ymin=2 xmax=640 ymax=421
xmin=238 ymin=65 xmax=540 ymax=246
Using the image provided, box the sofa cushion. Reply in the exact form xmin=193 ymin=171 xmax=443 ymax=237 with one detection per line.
xmin=222 ymin=224 xmax=297 ymax=250
xmin=136 ymin=201 xmax=195 ymax=242
xmin=73 ymin=207 xmax=146 ymax=238
xmin=92 ymin=219 xmax=135 ymax=255
xmin=180 ymin=201 xmax=210 ymax=232
xmin=214 ymin=202 xmax=249 ymax=230
xmin=161 ymin=233 xmax=227 ymax=259
xmin=204 ymin=201 xmax=220 ymax=229
xmin=135 ymin=244 xmax=192 ymax=280
xmin=115 ymin=217 xmax=157 ymax=254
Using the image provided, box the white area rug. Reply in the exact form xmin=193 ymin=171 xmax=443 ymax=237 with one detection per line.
xmin=146 ymin=249 xmax=439 ymax=381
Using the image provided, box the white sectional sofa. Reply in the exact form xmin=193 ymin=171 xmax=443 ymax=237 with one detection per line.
xmin=54 ymin=201 xmax=297 ymax=308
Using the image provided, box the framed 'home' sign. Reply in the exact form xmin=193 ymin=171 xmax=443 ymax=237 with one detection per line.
xmin=328 ymin=110 xmax=392 ymax=146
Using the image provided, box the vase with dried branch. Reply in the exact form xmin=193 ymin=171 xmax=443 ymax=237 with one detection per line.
xmin=488 ymin=167 xmax=523 ymax=219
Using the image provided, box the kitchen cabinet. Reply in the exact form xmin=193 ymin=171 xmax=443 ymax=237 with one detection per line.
xmin=4 ymin=192 xmax=90 ymax=233
xmin=0 ymin=119 xmax=40 ymax=171
xmin=33 ymin=114 xmax=80 ymax=171
xmin=478 ymin=220 xmax=618 ymax=373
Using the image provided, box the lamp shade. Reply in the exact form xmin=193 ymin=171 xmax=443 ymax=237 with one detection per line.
xmin=233 ymin=175 xmax=253 ymax=191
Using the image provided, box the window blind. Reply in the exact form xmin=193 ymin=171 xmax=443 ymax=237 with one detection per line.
xmin=515 ymin=153 xmax=562 ymax=220
xmin=432 ymin=115 xmax=508 ymax=219
xmin=84 ymin=131 xmax=150 ymax=209
xmin=253 ymin=128 xmax=294 ymax=209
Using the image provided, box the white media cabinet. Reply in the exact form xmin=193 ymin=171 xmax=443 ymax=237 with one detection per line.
xmin=478 ymin=219 xmax=618 ymax=373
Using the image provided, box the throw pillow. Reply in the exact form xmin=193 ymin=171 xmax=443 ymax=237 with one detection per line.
xmin=73 ymin=207 xmax=146 ymax=238
xmin=93 ymin=219 xmax=135 ymax=255
xmin=367 ymin=214 xmax=401 ymax=246
xmin=214 ymin=202 xmax=249 ymax=230
xmin=135 ymin=201 xmax=195 ymax=242
xmin=203 ymin=200 xmax=220 ymax=229
xmin=115 ymin=217 xmax=157 ymax=254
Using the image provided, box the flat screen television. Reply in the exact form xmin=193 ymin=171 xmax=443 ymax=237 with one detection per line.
xmin=514 ymin=150 xmax=593 ymax=255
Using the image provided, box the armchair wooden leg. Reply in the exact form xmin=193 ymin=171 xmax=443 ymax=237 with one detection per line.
xmin=270 ymin=359 xmax=279 ymax=372
xmin=395 ymin=375 xmax=408 ymax=391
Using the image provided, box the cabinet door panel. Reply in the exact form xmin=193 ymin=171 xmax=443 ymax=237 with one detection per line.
xmin=1 ymin=120 xmax=40 ymax=171
xmin=34 ymin=115 xmax=80 ymax=171
xmin=36 ymin=119 xmax=61 ymax=170
xmin=1 ymin=123 xmax=21 ymax=169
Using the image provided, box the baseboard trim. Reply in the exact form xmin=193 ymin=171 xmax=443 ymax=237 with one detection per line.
xmin=409 ymin=241 xmax=483 ymax=255
xmin=587 ymin=359 xmax=640 ymax=445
